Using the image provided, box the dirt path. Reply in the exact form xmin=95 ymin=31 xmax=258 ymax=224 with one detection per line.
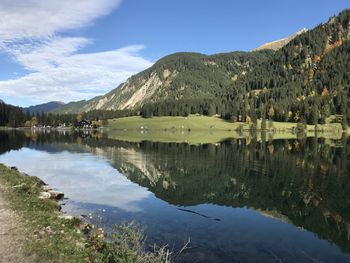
xmin=0 ymin=188 xmax=34 ymax=263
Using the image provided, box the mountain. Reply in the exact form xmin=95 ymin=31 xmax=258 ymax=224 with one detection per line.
xmin=24 ymin=101 xmax=65 ymax=114
xmin=54 ymin=51 xmax=273 ymax=114
xmin=254 ymin=28 xmax=308 ymax=51
xmin=54 ymin=9 xmax=350 ymax=125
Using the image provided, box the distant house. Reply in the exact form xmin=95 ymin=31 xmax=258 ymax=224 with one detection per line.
xmin=77 ymin=119 xmax=92 ymax=128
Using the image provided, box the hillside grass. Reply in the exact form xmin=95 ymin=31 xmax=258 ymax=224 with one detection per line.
xmin=107 ymin=115 xmax=248 ymax=144
xmin=255 ymin=119 xmax=315 ymax=131
xmin=106 ymin=115 xmax=345 ymax=144
xmin=108 ymin=115 xmax=246 ymax=131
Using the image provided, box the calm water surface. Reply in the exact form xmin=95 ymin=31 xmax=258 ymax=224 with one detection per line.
xmin=0 ymin=130 xmax=349 ymax=263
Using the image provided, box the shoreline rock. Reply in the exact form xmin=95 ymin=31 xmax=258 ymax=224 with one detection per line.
xmin=38 ymin=192 xmax=51 ymax=199
xmin=38 ymin=190 xmax=64 ymax=200
xmin=49 ymin=191 xmax=64 ymax=200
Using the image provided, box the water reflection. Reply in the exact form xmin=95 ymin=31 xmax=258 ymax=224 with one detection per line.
xmin=90 ymin=135 xmax=350 ymax=254
xmin=0 ymin=130 xmax=349 ymax=262
xmin=0 ymin=148 xmax=151 ymax=212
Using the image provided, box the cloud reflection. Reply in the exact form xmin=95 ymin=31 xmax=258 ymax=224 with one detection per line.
xmin=0 ymin=148 xmax=151 ymax=212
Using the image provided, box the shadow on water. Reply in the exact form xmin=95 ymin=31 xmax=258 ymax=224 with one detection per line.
xmin=176 ymin=207 xmax=222 ymax=222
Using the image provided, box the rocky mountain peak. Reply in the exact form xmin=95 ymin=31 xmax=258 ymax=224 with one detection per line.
xmin=255 ymin=28 xmax=308 ymax=51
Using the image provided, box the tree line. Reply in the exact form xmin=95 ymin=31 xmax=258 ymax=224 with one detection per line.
xmin=0 ymin=101 xmax=133 ymax=127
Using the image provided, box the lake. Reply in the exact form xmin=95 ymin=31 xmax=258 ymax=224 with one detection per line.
xmin=0 ymin=130 xmax=349 ymax=263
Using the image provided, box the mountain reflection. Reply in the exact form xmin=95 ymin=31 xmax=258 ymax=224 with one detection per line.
xmin=1 ymin=130 xmax=349 ymax=253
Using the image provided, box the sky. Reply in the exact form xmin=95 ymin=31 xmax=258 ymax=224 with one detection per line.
xmin=0 ymin=0 xmax=349 ymax=107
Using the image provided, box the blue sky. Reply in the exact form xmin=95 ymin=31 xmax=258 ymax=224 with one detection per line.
xmin=0 ymin=0 xmax=349 ymax=107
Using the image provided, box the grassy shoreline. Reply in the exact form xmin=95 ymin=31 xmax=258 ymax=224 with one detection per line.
xmin=106 ymin=115 xmax=346 ymax=144
xmin=0 ymin=164 xmax=171 ymax=263
xmin=108 ymin=115 xmax=347 ymax=132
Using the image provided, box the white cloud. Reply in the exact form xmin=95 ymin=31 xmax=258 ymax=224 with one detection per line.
xmin=0 ymin=44 xmax=153 ymax=102
xmin=0 ymin=0 xmax=121 ymax=43
xmin=6 ymin=37 xmax=91 ymax=71
xmin=0 ymin=0 xmax=154 ymax=105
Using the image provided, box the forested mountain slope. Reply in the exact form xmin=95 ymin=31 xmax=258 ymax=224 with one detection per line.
xmin=55 ymin=9 xmax=350 ymax=125
xmin=0 ymin=101 xmax=25 ymax=127
xmin=54 ymin=50 xmax=273 ymax=114
xmin=23 ymin=101 xmax=65 ymax=114
xmin=229 ymin=9 xmax=350 ymax=124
